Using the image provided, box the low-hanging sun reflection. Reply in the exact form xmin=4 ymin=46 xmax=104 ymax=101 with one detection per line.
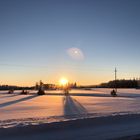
xmin=67 ymin=47 xmax=84 ymax=60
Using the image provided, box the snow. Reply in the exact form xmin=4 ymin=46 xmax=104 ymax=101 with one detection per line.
xmin=0 ymin=88 xmax=140 ymax=128
xmin=1 ymin=88 xmax=140 ymax=139
xmin=1 ymin=114 xmax=140 ymax=140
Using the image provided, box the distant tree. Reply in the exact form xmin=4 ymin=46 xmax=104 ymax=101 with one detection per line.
xmin=35 ymin=82 xmax=39 ymax=90
xmin=74 ymin=82 xmax=77 ymax=88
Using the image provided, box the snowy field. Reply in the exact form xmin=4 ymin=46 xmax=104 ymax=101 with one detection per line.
xmin=0 ymin=88 xmax=140 ymax=128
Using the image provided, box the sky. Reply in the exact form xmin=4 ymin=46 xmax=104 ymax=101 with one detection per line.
xmin=0 ymin=0 xmax=140 ymax=86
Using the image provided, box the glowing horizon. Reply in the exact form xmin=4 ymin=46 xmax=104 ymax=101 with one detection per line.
xmin=0 ymin=71 xmax=138 ymax=87
xmin=0 ymin=0 xmax=140 ymax=86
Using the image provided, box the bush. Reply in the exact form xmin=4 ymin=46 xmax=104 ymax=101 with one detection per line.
xmin=37 ymin=89 xmax=45 ymax=95
xmin=111 ymin=90 xmax=117 ymax=97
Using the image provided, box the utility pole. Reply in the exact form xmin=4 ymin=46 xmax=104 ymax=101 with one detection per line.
xmin=115 ymin=67 xmax=117 ymax=92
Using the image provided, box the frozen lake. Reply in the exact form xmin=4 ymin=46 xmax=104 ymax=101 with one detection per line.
xmin=0 ymin=88 xmax=140 ymax=128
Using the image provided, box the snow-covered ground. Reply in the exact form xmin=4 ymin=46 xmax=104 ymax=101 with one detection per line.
xmin=0 ymin=88 xmax=140 ymax=128
xmin=1 ymin=88 xmax=140 ymax=140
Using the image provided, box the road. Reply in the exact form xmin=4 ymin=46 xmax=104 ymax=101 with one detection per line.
xmin=1 ymin=114 xmax=140 ymax=140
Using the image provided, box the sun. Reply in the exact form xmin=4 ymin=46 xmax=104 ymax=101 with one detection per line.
xmin=59 ymin=78 xmax=68 ymax=86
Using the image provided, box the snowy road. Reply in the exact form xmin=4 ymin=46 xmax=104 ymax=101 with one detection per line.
xmin=1 ymin=114 xmax=140 ymax=140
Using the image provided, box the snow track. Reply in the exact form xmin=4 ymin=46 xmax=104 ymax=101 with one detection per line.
xmin=63 ymin=96 xmax=88 ymax=118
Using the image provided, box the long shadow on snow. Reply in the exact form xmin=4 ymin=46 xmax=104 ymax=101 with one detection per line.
xmin=63 ymin=95 xmax=88 ymax=119
xmin=2 ymin=94 xmax=21 ymax=98
xmin=0 ymin=95 xmax=38 ymax=108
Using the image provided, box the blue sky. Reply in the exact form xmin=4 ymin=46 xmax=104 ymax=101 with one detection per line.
xmin=0 ymin=0 xmax=140 ymax=86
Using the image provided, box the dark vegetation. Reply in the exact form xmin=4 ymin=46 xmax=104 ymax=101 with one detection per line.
xmin=0 ymin=85 xmax=34 ymax=90
xmin=99 ymin=79 xmax=139 ymax=88
xmin=79 ymin=79 xmax=140 ymax=89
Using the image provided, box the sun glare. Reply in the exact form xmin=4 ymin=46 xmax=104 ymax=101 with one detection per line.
xmin=59 ymin=78 xmax=68 ymax=86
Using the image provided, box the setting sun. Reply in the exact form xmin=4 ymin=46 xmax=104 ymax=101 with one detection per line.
xmin=59 ymin=78 xmax=68 ymax=86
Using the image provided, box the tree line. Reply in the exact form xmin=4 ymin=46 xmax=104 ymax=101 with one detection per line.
xmin=0 ymin=85 xmax=34 ymax=90
xmin=98 ymin=79 xmax=139 ymax=88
